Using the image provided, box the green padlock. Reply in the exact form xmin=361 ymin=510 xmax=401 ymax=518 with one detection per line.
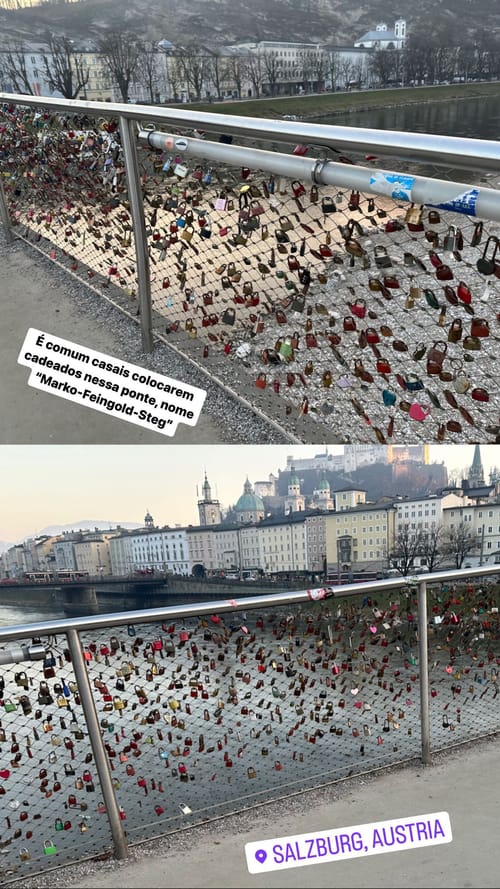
xmin=44 ymin=839 xmax=58 ymax=855
xmin=279 ymin=337 xmax=293 ymax=360
xmin=55 ymin=818 xmax=64 ymax=831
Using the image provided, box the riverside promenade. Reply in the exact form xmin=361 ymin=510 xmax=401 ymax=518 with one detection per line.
xmin=15 ymin=734 xmax=500 ymax=889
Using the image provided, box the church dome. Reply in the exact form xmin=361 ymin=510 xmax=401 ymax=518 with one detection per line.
xmin=318 ymin=471 xmax=330 ymax=492
xmin=235 ymin=478 xmax=265 ymax=513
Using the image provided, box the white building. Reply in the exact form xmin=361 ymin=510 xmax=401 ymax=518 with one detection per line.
xmin=53 ymin=538 xmax=79 ymax=572
xmin=258 ymin=514 xmax=308 ymax=575
xmin=129 ymin=527 xmax=191 ymax=575
xmin=73 ymin=534 xmax=113 ymax=576
xmin=355 ymin=20 xmax=407 ymax=51
xmin=254 ymin=474 xmax=278 ymax=498
xmin=394 ymin=491 xmax=472 ymax=534
xmin=442 ymin=499 xmax=500 ymax=567
xmin=334 ymin=488 xmax=367 ymax=511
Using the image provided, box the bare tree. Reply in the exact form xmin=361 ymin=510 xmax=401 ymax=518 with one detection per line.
xmin=1 ymin=42 xmax=37 ymax=94
xmin=388 ymin=524 xmax=426 ymax=576
xmin=225 ymin=54 xmax=244 ymax=99
xmin=420 ymin=525 xmax=448 ymax=572
xmin=313 ymin=51 xmax=328 ymax=90
xmin=301 ymin=51 xmax=316 ymax=92
xmin=326 ymin=50 xmax=341 ymax=90
xmin=244 ymin=53 xmax=264 ymax=98
xmin=369 ymin=50 xmax=394 ymax=86
xmin=41 ymin=35 xmax=89 ymax=99
xmin=445 ymin=521 xmax=478 ymax=568
xmin=96 ymin=32 xmax=142 ymax=102
xmin=136 ymin=41 xmax=162 ymax=103
xmin=262 ymin=50 xmax=280 ymax=96
xmin=174 ymin=45 xmax=211 ymax=101
xmin=351 ymin=59 xmax=366 ymax=87
xmin=338 ymin=57 xmax=354 ymax=89
xmin=205 ymin=49 xmax=227 ymax=101
xmin=167 ymin=57 xmax=185 ymax=102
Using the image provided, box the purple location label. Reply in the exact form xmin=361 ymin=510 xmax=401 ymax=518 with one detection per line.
xmin=255 ymin=849 xmax=267 ymax=863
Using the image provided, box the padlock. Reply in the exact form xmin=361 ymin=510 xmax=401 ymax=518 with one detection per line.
xmin=43 ymin=839 xmax=58 ymax=855
xmin=443 ymin=225 xmax=459 ymax=252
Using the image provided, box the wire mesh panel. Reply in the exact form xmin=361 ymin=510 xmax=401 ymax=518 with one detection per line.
xmin=0 ymin=578 xmax=498 ymax=882
xmin=0 ymin=105 xmax=137 ymax=308
xmin=1 ymin=100 xmax=500 ymax=443
xmin=0 ymin=637 xmax=114 ymax=883
xmin=137 ymin=148 xmax=500 ymax=444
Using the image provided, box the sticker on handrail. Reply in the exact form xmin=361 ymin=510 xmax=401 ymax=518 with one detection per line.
xmin=369 ymin=171 xmax=415 ymax=201
xmin=18 ymin=328 xmax=206 ymax=436
xmin=245 ymin=811 xmax=452 ymax=873
xmin=428 ymin=187 xmax=479 ymax=216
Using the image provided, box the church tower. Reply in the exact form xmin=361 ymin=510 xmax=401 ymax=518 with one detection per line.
xmin=285 ymin=465 xmax=305 ymax=514
xmin=144 ymin=509 xmax=154 ymax=529
xmin=394 ymin=18 xmax=407 ymax=47
xmin=313 ymin=470 xmax=334 ymax=510
xmin=197 ymin=473 xmax=221 ymax=526
xmin=469 ymin=445 xmax=485 ymax=487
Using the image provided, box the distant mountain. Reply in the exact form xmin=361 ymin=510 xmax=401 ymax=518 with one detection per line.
xmin=0 ymin=0 xmax=497 ymax=48
xmin=0 ymin=540 xmax=14 ymax=555
xmin=30 ymin=520 xmax=142 ymax=540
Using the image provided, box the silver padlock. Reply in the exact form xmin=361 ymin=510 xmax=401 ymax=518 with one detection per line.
xmin=444 ymin=225 xmax=458 ymax=252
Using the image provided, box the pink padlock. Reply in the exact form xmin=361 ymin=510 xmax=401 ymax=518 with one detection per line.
xmin=408 ymin=402 xmax=431 ymax=421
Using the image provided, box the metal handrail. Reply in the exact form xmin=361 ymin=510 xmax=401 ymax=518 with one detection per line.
xmin=0 ymin=564 xmax=496 ymax=644
xmin=141 ymin=129 xmax=500 ymax=221
xmin=2 ymin=92 xmax=500 ymax=172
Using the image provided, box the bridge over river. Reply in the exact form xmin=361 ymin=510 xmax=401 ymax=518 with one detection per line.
xmin=0 ymin=574 xmax=297 ymax=613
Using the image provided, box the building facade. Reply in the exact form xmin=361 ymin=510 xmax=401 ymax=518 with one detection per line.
xmin=355 ymin=20 xmax=407 ymax=51
xmin=442 ymin=500 xmax=500 ymax=567
xmin=324 ymin=501 xmax=397 ymax=575
xmin=109 ymin=525 xmax=190 ymax=575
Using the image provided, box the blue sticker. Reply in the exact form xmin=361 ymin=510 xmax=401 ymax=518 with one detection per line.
xmin=428 ymin=188 xmax=479 ymax=217
xmin=369 ymin=172 xmax=415 ymax=202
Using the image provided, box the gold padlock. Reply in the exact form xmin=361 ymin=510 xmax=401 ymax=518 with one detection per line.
xmin=405 ymin=203 xmax=423 ymax=224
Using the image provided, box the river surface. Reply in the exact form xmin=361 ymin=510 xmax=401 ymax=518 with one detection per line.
xmin=318 ymin=94 xmax=500 ymax=139
xmin=311 ymin=93 xmax=500 ymax=182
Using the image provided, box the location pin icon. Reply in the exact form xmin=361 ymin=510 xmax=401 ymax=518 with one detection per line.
xmin=255 ymin=849 xmax=267 ymax=864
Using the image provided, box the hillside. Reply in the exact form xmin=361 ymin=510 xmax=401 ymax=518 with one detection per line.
xmin=0 ymin=0 xmax=498 ymax=47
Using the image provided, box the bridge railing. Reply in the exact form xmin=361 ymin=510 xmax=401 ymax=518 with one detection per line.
xmin=0 ymin=564 xmax=498 ymax=884
xmin=2 ymin=93 xmax=500 ymax=444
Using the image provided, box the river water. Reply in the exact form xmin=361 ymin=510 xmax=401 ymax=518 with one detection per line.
xmin=310 ymin=93 xmax=500 ymax=183
xmin=318 ymin=94 xmax=500 ymax=140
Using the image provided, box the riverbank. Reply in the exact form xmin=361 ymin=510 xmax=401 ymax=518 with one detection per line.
xmin=187 ymin=81 xmax=500 ymax=121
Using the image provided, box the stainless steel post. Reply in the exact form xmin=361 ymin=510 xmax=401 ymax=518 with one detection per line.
xmin=119 ymin=115 xmax=153 ymax=353
xmin=417 ymin=579 xmax=431 ymax=766
xmin=66 ymin=627 xmax=129 ymax=860
xmin=0 ymin=178 xmax=14 ymax=244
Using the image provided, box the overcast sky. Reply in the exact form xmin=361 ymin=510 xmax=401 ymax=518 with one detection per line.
xmin=0 ymin=444 xmax=498 ymax=542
